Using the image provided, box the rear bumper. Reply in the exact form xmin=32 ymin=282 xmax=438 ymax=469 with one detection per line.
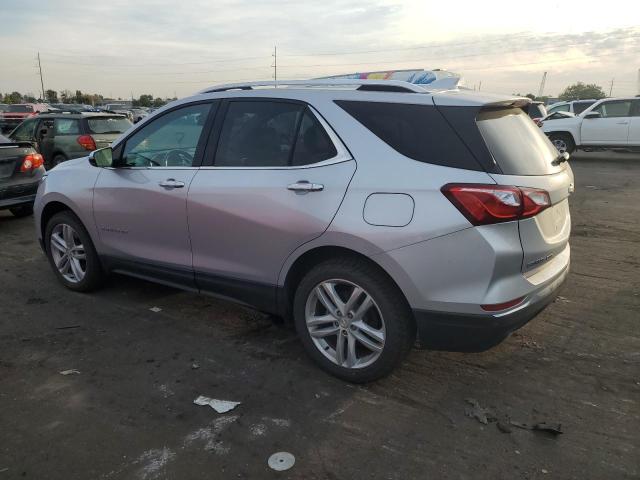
xmin=413 ymin=262 xmax=569 ymax=352
xmin=0 ymin=182 xmax=39 ymax=209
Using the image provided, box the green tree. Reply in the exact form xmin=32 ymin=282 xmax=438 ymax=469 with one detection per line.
xmin=45 ymin=89 xmax=58 ymax=102
xmin=75 ymin=90 xmax=83 ymax=102
xmin=559 ymin=82 xmax=606 ymax=101
xmin=60 ymin=89 xmax=74 ymax=103
xmin=3 ymin=91 xmax=22 ymax=103
xmin=133 ymin=94 xmax=154 ymax=107
xmin=152 ymin=97 xmax=166 ymax=108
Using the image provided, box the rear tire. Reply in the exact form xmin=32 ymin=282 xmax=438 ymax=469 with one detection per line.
xmin=293 ymin=257 xmax=415 ymax=383
xmin=9 ymin=204 xmax=34 ymax=218
xmin=44 ymin=211 xmax=104 ymax=292
xmin=548 ymin=133 xmax=575 ymax=154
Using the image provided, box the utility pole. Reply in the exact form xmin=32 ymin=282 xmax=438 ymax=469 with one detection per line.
xmin=272 ymin=46 xmax=277 ymax=87
xmin=37 ymin=52 xmax=45 ymax=101
xmin=609 ymin=78 xmax=614 ymax=97
xmin=478 ymin=81 xmax=482 ymax=92
xmin=538 ymin=72 xmax=547 ymax=98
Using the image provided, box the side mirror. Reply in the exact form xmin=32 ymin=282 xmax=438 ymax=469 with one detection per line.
xmin=584 ymin=111 xmax=601 ymax=119
xmin=89 ymin=147 xmax=113 ymax=168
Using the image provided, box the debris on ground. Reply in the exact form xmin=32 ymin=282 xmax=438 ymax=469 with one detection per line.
xmin=193 ymin=395 xmax=241 ymax=413
xmin=149 ymin=306 xmax=162 ymax=313
xmin=55 ymin=325 xmax=81 ymax=330
xmin=59 ymin=369 xmax=81 ymax=375
xmin=464 ymin=398 xmax=496 ymax=425
xmin=191 ymin=362 xmax=200 ymax=370
xmin=496 ymin=421 xmax=513 ymax=433
xmin=268 ymin=452 xmax=295 ymax=471
xmin=510 ymin=421 xmax=563 ymax=435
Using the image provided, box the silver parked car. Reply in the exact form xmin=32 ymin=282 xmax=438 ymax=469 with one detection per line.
xmin=34 ymin=80 xmax=573 ymax=382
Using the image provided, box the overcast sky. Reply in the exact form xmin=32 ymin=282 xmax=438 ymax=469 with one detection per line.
xmin=2 ymin=0 xmax=639 ymax=100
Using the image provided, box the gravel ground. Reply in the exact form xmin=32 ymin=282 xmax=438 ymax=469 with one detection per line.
xmin=0 ymin=154 xmax=638 ymax=479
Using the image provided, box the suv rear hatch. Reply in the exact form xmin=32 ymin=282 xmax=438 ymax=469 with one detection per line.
xmin=435 ymin=98 xmax=573 ymax=275
xmin=86 ymin=116 xmax=132 ymax=148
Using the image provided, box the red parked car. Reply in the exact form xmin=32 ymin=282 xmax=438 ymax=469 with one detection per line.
xmin=0 ymin=104 xmax=49 ymax=133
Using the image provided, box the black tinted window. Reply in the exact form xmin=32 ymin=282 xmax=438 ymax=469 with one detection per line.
xmin=335 ymin=100 xmax=480 ymax=170
xmin=291 ymin=109 xmax=337 ymax=166
xmin=215 ymin=101 xmax=304 ymax=167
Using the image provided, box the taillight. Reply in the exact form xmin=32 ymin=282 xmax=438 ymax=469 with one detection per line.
xmin=441 ymin=184 xmax=551 ymax=225
xmin=77 ymin=135 xmax=97 ymax=151
xmin=20 ymin=153 xmax=44 ymax=172
xmin=521 ymin=187 xmax=551 ymax=218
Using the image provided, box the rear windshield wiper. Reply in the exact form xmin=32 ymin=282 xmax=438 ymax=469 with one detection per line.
xmin=551 ymin=152 xmax=570 ymax=166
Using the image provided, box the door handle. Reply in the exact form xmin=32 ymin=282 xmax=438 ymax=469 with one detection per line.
xmin=287 ymin=181 xmax=324 ymax=193
xmin=616 ymin=121 xmax=629 ymax=125
xmin=159 ymin=178 xmax=185 ymax=188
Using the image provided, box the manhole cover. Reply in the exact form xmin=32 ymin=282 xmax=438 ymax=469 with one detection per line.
xmin=268 ymin=451 xmax=295 ymax=471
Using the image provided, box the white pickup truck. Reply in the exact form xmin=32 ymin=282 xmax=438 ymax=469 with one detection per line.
xmin=541 ymin=97 xmax=640 ymax=153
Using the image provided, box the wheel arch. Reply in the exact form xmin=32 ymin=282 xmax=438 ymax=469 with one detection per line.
xmin=40 ymin=200 xmax=82 ymax=244
xmin=546 ymin=130 xmax=578 ymax=147
xmin=279 ymin=245 xmax=413 ymax=324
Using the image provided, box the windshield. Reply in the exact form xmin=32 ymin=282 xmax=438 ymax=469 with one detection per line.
xmin=87 ymin=116 xmax=132 ymax=134
xmin=8 ymin=105 xmax=33 ymax=113
xmin=574 ymin=101 xmax=596 ymax=114
xmin=477 ymin=108 xmax=564 ymax=175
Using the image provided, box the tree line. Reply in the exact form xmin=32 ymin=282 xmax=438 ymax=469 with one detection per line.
xmin=514 ymin=82 xmax=608 ymax=103
xmin=1 ymin=90 xmax=174 ymax=108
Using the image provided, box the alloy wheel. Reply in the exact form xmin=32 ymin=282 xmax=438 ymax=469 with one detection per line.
xmin=305 ymin=279 xmax=386 ymax=369
xmin=552 ymin=138 xmax=568 ymax=153
xmin=50 ymin=224 xmax=86 ymax=283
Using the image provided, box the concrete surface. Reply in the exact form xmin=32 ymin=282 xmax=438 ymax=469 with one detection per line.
xmin=0 ymin=155 xmax=638 ymax=479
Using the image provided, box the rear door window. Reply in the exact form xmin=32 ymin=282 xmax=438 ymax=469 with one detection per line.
xmin=477 ymin=108 xmax=563 ymax=175
xmin=291 ymin=108 xmax=337 ymax=166
xmin=335 ymin=100 xmax=481 ymax=170
xmin=54 ymin=118 xmax=80 ymax=135
xmin=215 ymin=101 xmax=304 ymax=167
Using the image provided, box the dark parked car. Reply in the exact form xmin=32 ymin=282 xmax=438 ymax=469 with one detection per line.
xmin=0 ymin=134 xmax=45 ymax=217
xmin=0 ymin=103 xmax=49 ymax=133
xmin=8 ymin=112 xmax=132 ymax=169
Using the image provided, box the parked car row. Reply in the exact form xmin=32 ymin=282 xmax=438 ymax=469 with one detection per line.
xmin=0 ymin=103 xmax=150 ymax=134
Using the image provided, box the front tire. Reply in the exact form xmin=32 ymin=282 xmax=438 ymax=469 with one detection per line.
xmin=293 ymin=257 xmax=415 ymax=383
xmin=548 ymin=133 xmax=575 ymax=154
xmin=45 ymin=211 xmax=104 ymax=292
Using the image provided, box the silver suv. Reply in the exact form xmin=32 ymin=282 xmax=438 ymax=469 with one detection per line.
xmin=34 ymin=80 xmax=573 ymax=382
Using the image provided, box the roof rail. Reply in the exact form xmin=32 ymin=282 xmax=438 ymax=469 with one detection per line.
xmin=198 ymin=79 xmax=429 ymax=94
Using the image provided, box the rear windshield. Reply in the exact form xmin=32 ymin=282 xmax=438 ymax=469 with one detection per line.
xmin=87 ymin=116 xmax=132 ymax=134
xmin=8 ymin=105 xmax=33 ymax=113
xmin=477 ymin=108 xmax=563 ymax=175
